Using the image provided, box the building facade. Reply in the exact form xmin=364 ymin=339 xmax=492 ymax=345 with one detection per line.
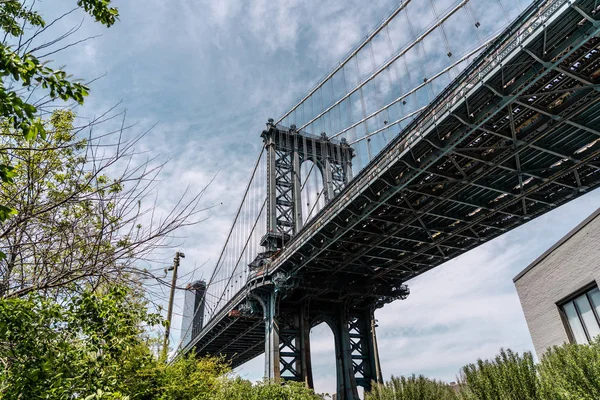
xmin=514 ymin=207 xmax=600 ymax=357
xmin=180 ymin=280 xmax=207 ymax=348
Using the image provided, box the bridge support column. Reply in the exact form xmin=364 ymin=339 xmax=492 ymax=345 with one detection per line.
xmin=323 ymin=150 xmax=335 ymax=203
xmin=264 ymin=289 xmax=280 ymax=381
xmin=331 ymin=307 xmax=383 ymax=400
xmin=263 ymin=291 xmax=315 ymax=386
xmin=278 ymin=302 xmax=314 ymax=387
xmin=291 ymin=129 xmax=303 ymax=233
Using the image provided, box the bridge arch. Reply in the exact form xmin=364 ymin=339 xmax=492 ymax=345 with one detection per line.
xmin=309 ymin=320 xmax=338 ymax=396
xmin=300 ymin=159 xmax=326 ymax=225
xmin=260 ymin=123 xmax=354 ymax=250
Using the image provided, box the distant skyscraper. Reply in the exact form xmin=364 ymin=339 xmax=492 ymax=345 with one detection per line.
xmin=181 ymin=280 xmax=206 ymax=348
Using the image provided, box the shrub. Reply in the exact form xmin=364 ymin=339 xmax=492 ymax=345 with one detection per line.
xmin=458 ymin=349 xmax=540 ymax=400
xmin=366 ymin=375 xmax=458 ymax=400
xmin=137 ymin=354 xmax=231 ymax=400
xmin=0 ymin=286 xmax=161 ymax=399
xmin=538 ymin=338 xmax=600 ymax=400
xmin=213 ymin=378 xmax=324 ymax=400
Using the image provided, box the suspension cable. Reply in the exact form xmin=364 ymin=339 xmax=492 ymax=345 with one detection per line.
xmin=297 ymin=0 xmax=471 ymax=132
xmin=275 ymin=0 xmax=414 ymax=125
xmin=210 ymin=198 xmax=267 ymax=315
xmin=349 ymin=107 xmax=427 ymax=145
xmin=330 ymin=38 xmax=491 ymax=140
xmin=305 ymin=188 xmax=325 ymax=222
xmin=175 ymin=147 xmax=265 ymax=353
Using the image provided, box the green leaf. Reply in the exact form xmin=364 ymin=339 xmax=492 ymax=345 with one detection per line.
xmin=23 ymin=103 xmax=37 ymax=118
xmin=34 ymin=119 xmax=46 ymax=140
xmin=0 ymin=163 xmax=15 ymax=183
xmin=0 ymin=205 xmax=17 ymax=221
xmin=25 ymin=123 xmax=37 ymax=141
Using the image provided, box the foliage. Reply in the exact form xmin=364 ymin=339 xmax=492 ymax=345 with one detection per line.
xmin=137 ymin=354 xmax=231 ymax=400
xmin=369 ymin=342 xmax=600 ymax=400
xmin=538 ymin=338 xmax=600 ymax=400
xmin=0 ymin=109 xmax=207 ymax=299
xmin=366 ymin=375 xmax=458 ymax=400
xmin=0 ymin=0 xmax=120 ymax=253
xmin=78 ymin=0 xmax=120 ymax=27
xmin=213 ymin=378 xmax=324 ymax=400
xmin=0 ymin=110 xmax=113 ymax=297
xmin=0 ymin=285 xmax=159 ymax=399
xmin=458 ymin=348 xmax=540 ymax=400
xmin=0 ymin=284 xmax=323 ymax=399
xmin=456 ymin=342 xmax=600 ymax=400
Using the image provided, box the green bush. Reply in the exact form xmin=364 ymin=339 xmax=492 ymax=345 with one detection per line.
xmin=458 ymin=349 xmax=540 ymax=400
xmin=538 ymin=339 xmax=600 ymax=400
xmin=0 ymin=286 xmax=324 ymax=400
xmin=133 ymin=354 xmax=231 ymax=400
xmin=366 ymin=375 xmax=458 ymax=400
xmin=214 ymin=378 xmax=324 ymax=400
xmin=0 ymin=286 xmax=160 ymax=399
xmin=358 ymin=343 xmax=600 ymax=400
xmin=455 ymin=341 xmax=600 ymax=400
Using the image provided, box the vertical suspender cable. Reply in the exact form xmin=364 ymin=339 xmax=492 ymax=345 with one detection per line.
xmin=276 ymin=0 xmax=414 ymax=125
xmin=403 ymin=7 xmax=434 ymax=102
xmin=464 ymin=3 xmax=483 ymax=44
xmin=176 ymin=147 xmax=265 ymax=351
xmin=354 ymin=55 xmax=372 ymax=161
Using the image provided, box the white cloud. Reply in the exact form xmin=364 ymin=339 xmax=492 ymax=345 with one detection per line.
xmin=207 ymin=0 xmax=243 ymax=27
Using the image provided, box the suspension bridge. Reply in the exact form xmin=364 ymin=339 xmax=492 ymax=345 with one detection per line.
xmin=177 ymin=0 xmax=600 ymax=398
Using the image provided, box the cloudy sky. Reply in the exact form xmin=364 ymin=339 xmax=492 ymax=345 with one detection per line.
xmin=32 ymin=0 xmax=600 ymax=395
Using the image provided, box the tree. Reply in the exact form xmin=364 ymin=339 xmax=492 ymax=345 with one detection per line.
xmin=0 ymin=110 xmax=209 ymax=298
xmin=0 ymin=0 xmax=120 ymax=252
xmin=0 ymin=283 xmax=323 ymax=399
xmin=0 ymin=285 xmax=159 ymax=399
xmin=538 ymin=339 xmax=600 ymax=400
xmin=138 ymin=354 xmax=231 ymax=400
xmin=212 ymin=378 xmax=324 ymax=400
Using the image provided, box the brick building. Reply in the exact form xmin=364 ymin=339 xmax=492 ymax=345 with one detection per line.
xmin=514 ymin=207 xmax=600 ymax=357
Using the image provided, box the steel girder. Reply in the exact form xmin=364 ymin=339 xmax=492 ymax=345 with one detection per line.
xmin=265 ymin=0 xmax=600 ymax=310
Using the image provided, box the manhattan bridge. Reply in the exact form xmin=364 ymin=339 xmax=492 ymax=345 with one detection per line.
xmin=177 ymin=0 xmax=600 ymax=398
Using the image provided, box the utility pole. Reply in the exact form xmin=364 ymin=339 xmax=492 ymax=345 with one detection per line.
xmin=162 ymin=251 xmax=185 ymax=360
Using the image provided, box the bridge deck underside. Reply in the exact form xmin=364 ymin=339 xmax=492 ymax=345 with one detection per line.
xmin=193 ymin=313 xmax=266 ymax=368
xmin=188 ymin=0 xmax=600 ymax=366
xmin=275 ymin=0 xmax=600 ymax=307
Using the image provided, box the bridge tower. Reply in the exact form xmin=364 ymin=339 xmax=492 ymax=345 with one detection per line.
xmin=260 ymin=119 xmax=354 ymax=251
xmin=254 ymin=119 xmax=385 ymax=399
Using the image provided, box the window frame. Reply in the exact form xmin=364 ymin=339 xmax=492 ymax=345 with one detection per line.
xmin=557 ymin=281 xmax=600 ymax=344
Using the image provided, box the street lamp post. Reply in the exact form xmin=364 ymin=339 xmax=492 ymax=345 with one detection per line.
xmin=162 ymin=251 xmax=185 ymax=359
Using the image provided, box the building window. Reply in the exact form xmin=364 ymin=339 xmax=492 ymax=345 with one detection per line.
xmin=560 ymin=285 xmax=600 ymax=344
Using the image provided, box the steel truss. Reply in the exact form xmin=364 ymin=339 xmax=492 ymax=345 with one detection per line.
xmin=272 ymin=0 xmax=600 ymax=303
xmin=261 ymin=122 xmax=354 ymax=251
xmin=257 ymin=288 xmax=382 ymax=399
